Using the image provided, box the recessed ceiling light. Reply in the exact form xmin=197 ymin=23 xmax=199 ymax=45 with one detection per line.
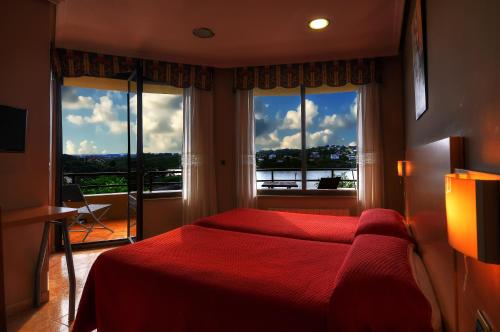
xmin=308 ymin=18 xmax=330 ymax=30
xmin=193 ymin=27 xmax=215 ymax=39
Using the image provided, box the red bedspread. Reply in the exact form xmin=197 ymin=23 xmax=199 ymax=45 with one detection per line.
xmin=194 ymin=208 xmax=359 ymax=243
xmin=73 ymin=225 xmax=350 ymax=332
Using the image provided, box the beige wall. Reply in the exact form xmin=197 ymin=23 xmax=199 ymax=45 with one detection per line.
xmin=379 ymin=57 xmax=405 ymax=214
xmin=402 ymin=0 xmax=500 ymax=330
xmin=213 ymin=69 xmax=237 ymax=212
xmin=0 ymin=0 xmax=53 ymax=312
xmin=143 ymin=198 xmax=182 ymax=238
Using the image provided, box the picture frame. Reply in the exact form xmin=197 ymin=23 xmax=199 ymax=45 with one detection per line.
xmin=411 ymin=0 xmax=428 ymax=120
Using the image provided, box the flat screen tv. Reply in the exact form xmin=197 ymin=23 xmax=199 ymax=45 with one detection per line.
xmin=0 ymin=105 xmax=27 ymax=153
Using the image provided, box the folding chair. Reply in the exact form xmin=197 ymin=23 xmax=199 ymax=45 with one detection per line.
xmin=62 ymin=184 xmax=114 ymax=242
xmin=317 ymin=177 xmax=341 ymax=189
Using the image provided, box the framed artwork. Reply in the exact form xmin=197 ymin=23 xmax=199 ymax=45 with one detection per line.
xmin=411 ymin=0 xmax=428 ymax=119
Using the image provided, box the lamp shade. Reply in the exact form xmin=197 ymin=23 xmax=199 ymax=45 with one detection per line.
xmin=445 ymin=171 xmax=500 ymax=264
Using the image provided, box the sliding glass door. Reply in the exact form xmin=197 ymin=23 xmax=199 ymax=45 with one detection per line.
xmin=127 ymin=66 xmax=144 ymax=242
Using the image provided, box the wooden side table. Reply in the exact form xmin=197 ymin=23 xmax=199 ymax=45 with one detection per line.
xmin=2 ymin=206 xmax=78 ymax=321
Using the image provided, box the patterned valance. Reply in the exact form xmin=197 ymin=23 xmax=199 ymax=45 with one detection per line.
xmin=52 ymin=48 xmax=214 ymax=90
xmin=233 ymin=59 xmax=379 ymax=90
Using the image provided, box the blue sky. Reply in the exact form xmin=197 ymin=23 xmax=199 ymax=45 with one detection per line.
xmin=62 ymin=86 xmax=183 ymax=155
xmin=62 ymin=86 xmax=356 ymax=155
xmin=254 ymin=90 xmax=358 ymax=151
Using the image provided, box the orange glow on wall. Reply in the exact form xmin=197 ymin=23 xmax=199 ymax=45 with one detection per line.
xmin=397 ymin=160 xmax=407 ymax=177
xmin=445 ymin=170 xmax=500 ymax=264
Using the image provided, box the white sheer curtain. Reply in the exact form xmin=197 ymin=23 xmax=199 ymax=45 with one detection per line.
xmin=357 ymin=83 xmax=384 ymax=211
xmin=182 ymin=87 xmax=217 ymax=224
xmin=235 ymin=89 xmax=257 ymax=208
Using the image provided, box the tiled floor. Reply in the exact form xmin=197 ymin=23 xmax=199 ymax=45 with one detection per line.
xmin=69 ymin=218 xmax=136 ymax=244
xmin=7 ymin=247 xmax=112 ymax=331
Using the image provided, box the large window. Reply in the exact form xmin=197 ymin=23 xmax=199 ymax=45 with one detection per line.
xmin=254 ymin=87 xmax=358 ymax=192
xmin=61 ymin=83 xmax=183 ymax=195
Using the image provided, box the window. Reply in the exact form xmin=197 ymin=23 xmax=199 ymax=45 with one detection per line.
xmin=61 ymin=82 xmax=183 ymax=195
xmin=254 ymin=87 xmax=358 ymax=192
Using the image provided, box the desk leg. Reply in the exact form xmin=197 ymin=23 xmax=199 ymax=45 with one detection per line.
xmin=60 ymin=221 xmax=76 ymax=321
xmin=34 ymin=222 xmax=50 ymax=307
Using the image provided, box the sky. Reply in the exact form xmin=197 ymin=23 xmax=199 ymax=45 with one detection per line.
xmin=62 ymin=86 xmax=357 ymax=155
xmin=254 ymin=90 xmax=358 ymax=151
xmin=62 ymin=86 xmax=183 ymax=155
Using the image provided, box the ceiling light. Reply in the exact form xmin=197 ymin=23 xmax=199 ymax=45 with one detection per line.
xmin=193 ymin=27 xmax=215 ymax=39
xmin=308 ymin=18 xmax=330 ymax=30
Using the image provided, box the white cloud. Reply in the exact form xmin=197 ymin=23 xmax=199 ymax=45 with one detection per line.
xmin=281 ymin=99 xmax=318 ymax=130
xmin=349 ymin=141 xmax=357 ymax=147
xmin=320 ymin=98 xmax=358 ymax=129
xmin=142 ymin=93 xmax=183 ymax=153
xmin=65 ymin=140 xmax=76 ymax=154
xmin=62 ymin=95 xmax=95 ymax=111
xmin=308 ymin=129 xmax=334 ymax=146
xmin=255 ymin=130 xmax=281 ymax=150
xmin=280 ymin=132 xmax=301 ymax=149
xmin=65 ymin=139 xmax=99 ymax=155
xmin=66 ymin=94 xmax=128 ymax=135
xmin=66 ymin=114 xmax=85 ymax=125
xmin=280 ymin=129 xmax=334 ymax=149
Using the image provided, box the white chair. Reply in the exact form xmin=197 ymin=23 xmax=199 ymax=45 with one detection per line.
xmin=62 ymin=184 xmax=114 ymax=242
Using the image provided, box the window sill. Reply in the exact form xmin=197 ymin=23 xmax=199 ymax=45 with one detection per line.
xmin=257 ymin=189 xmax=356 ymax=197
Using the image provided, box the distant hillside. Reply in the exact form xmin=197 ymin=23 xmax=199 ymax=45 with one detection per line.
xmin=62 ymin=153 xmax=182 ymax=173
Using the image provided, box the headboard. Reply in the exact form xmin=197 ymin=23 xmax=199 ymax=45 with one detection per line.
xmin=405 ymin=137 xmax=464 ymax=332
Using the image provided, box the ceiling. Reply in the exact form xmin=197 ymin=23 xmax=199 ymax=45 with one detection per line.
xmin=55 ymin=0 xmax=405 ymax=68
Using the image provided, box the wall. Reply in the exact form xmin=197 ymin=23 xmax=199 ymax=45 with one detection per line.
xmin=213 ymin=69 xmax=237 ymax=212
xmin=143 ymin=198 xmax=182 ymax=238
xmin=379 ymin=57 xmax=405 ymax=213
xmin=0 ymin=0 xmax=53 ymax=312
xmin=402 ymin=0 xmax=500 ymax=330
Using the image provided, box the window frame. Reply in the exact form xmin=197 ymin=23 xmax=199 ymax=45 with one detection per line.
xmin=59 ymin=77 xmax=184 ymax=199
xmin=255 ymin=84 xmax=358 ymax=197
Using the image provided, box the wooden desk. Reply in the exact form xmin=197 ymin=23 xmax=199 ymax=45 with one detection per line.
xmin=2 ymin=206 xmax=78 ymax=321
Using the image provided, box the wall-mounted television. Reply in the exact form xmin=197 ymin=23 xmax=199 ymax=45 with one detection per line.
xmin=0 ymin=105 xmax=27 ymax=153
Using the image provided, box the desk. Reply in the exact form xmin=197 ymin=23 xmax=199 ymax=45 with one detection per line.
xmin=2 ymin=206 xmax=78 ymax=321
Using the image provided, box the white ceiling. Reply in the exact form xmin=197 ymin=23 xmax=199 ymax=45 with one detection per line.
xmin=56 ymin=0 xmax=405 ymax=68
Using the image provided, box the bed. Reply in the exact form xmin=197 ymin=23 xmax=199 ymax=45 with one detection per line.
xmin=73 ymin=215 xmax=440 ymax=332
xmin=194 ymin=207 xmax=410 ymax=243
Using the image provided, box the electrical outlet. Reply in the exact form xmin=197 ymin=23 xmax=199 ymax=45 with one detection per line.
xmin=476 ymin=310 xmax=492 ymax=332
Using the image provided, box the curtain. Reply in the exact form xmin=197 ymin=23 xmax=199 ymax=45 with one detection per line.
xmin=235 ymin=90 xmax=257 ymax=208
xmin=52 ymin=48 xmax=214 ymax=90
xmin=233 ymin=58 xmax=379 ymax=90
xmin=357 ymin=83 xmax=384 ymax=211
xmin=182 ymin=87 xmax=217 ymax=224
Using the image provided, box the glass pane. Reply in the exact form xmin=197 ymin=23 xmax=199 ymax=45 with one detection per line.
xmin=142 ymin=92 xmax=183 ymax=193
xmin=61 ymin=85 xmax=129 ymax=244
xmin=304 ymin=89 xmax=358 ymax=190
xmin=254 ymin=88 xmax=302 ymax=190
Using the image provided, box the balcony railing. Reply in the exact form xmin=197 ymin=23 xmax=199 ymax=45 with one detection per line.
xmin=64 ymin=167 xmax=356 ymax=194
xmin=63 ymin=170 xmax=182 ymax=194
xmin=256 ymin=168 xmax=357 ymax=190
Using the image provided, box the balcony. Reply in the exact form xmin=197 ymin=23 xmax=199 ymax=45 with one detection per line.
xmin=63 ymin=170 xmax=182 ymax=244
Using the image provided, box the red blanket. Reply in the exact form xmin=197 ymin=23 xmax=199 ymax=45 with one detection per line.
xmin=73 ymin=225 xmax=350 ymax=332
xmin=194 ymin=208 xmax=359 ymax=243
xmin=329 ymin=234 xmax=434 ymax=332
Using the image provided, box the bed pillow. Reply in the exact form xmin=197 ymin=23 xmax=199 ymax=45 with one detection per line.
xmin=356 ymin=208 xmax=412 ymax=241
xmin=328 ymin=234 xmax=435 ymax=332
